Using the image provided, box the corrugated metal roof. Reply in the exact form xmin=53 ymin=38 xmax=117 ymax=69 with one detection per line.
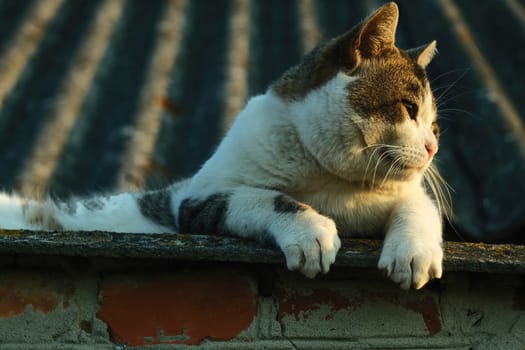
xmin=0 ymin=0 xmax=524 ymax=243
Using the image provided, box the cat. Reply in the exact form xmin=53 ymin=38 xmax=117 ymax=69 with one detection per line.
xmin=0 ymin=2 xmax=446 ymax=290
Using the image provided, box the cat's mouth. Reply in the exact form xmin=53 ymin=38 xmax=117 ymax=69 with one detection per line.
xmin=380 ymin=149 xmax=429 ymax=173
xmin=361 ymin=145 xmax=430 ymax=183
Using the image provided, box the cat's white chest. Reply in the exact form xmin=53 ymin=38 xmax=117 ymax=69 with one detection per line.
xmin=292 ymin=181 xmax=404 ymax=238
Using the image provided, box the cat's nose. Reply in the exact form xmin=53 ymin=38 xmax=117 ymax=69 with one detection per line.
xmin=425 ymin=142 xmax=438 ymax=159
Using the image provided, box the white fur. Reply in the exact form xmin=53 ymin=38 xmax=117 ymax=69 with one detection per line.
xmin=378 ymin=187 xmax=443 ymax=289
xmin=0 ymin=192 xmax=173 ymax=233
xmin=0 ymin=61 xmax=442 ymax=290
xmin=55 ymin=193 xmax=174 ymax=233
xmin=222 ymin=187 xmax=340 ymax=278
xmin=184 ymin=71 xmax=441 ymax=289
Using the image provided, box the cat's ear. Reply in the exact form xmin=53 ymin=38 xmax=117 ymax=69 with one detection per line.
xmin=407 ymin=41 xmax=438 ymax=68
xmin=352 ymin=2 xmax=399 ymax=60
xmin=314 ymin=2 xmax=398 ymax=72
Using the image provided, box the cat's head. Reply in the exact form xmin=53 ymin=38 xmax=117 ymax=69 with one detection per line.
xmin=273 ymin=2 xmax=439 ymax=187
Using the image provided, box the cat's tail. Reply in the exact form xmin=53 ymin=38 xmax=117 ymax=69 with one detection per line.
xmin=0 ymin=179 xmax=191 ymax=233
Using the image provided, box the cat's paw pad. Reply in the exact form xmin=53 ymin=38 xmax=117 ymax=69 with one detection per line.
xmin=278 ymin=215 xmax=341 ymax=278
xmin=377 ymin=239 xmax=443 ymax=290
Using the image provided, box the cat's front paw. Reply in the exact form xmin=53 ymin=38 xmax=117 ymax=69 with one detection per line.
xmin=377 ymin=237 xmax=443 ymax=290
xmin=274 ymin=213 xmax=341 ymax=278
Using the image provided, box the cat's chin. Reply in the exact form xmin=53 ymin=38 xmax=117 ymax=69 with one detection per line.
xmin=353 ymin=166 xmax=425 ymax=189
xmin=382 ymin=151 xmax=430 ymax=171
xmin=383 ymin=165 xmax=427 ymax=182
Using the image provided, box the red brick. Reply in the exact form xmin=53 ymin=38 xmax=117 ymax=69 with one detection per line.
xmin=278 ymin=286 xmax=441 ymax=336
xmin=278 ymin=288 xmax=362 ymax=322
xmin=97 ymin=272 xmax=257 ymax=346
xmin=0 ymin=279 xmax=68 ymax=317
xmin=404 ymin=296 xmax=442 ymax=336
xmin=276 ymin=279 xmax=441 ymax=339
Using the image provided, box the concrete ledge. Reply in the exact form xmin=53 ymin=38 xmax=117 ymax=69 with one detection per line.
xmin=0 ymin=230 xmax=524 ymax=348
xmin=0 ymin=230 xmax=524 ymax=274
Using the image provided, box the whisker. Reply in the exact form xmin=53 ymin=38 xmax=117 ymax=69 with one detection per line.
xmin=435 ymin=68 xmax=470 ymax=105
xmin=436 ymin=115 xmax=453 ymax=123
xmin=362 ymin=152 xmax=377 ymax=186
xmin=380 ymin=155 xmax=403 ymax=187
xmin=361 ymin=144 xmax=402 ymax=152
xmin=424 ymin=164 xmax=454 ymax=226
xmin=361 ymin=144 xmax=403 ymax=186
xmin=372 ymin=147 xmax=401 ymax=185
xmin=430 ymin=67 xmax=471 ymax=85
xmin=438 ymin=108 xmax=478 ymax=119
xmin=362 ymin=145 xmax=384 ymax=185
xmin=436 ymin=89 xmax=476 ymax=106
xmin=372 ymin=151 xmax=391 ymax=187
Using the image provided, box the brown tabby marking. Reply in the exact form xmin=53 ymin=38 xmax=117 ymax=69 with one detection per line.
xmin=348 ymin=50 xmax=431 ymax=124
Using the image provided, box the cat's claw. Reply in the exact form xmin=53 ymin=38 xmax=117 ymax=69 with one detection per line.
xmin=378 ymin=238 xmax=443 ymax=290
xmin=276 ymin=214 xmax=341 ymax=278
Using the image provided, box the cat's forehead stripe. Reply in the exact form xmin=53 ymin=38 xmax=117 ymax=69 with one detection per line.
xmin=413 ymin=63 xmax=428 ymax=86
xmin=408 ymin=82 xmax=420 ymax=94
xmin=406 ymin=82 xmax=423 ymax=98
xmin=345 ymin=55 xmax=432 ymax=124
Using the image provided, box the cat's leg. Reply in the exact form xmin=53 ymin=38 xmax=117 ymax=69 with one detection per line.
xmin=179 ymin=187 xmax=341 ymax=278
xmin=377 ymin=192 xmax=443 ymax=290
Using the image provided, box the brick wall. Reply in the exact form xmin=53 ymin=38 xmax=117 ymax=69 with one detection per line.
xmin=0 ymin=257 xmax=524 ymax=349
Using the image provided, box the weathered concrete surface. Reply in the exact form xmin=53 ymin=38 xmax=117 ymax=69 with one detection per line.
xmin=0 ymin=230 xmax=524 ymax=274
xmin=0 ymin=229 xmax=523 ymax=349
xmin=0 ymin=270 xmax=109 ymax=345
xmin=0 ymin=254 xmax=523 ymax=349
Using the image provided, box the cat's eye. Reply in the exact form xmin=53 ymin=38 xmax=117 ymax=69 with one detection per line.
xmin=402 ymin=100 xmax=418 ymax=120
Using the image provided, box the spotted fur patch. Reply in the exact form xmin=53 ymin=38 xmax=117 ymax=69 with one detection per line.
xmin=348 ymin=50 xmax=430 ymax=125
xmin=273 ymin=194 xmax=309 ymax=214
xmin=178 ymin=193 xmax=231 ymax=235
xmin=138 ymin=189 xmax=177 ymax=230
